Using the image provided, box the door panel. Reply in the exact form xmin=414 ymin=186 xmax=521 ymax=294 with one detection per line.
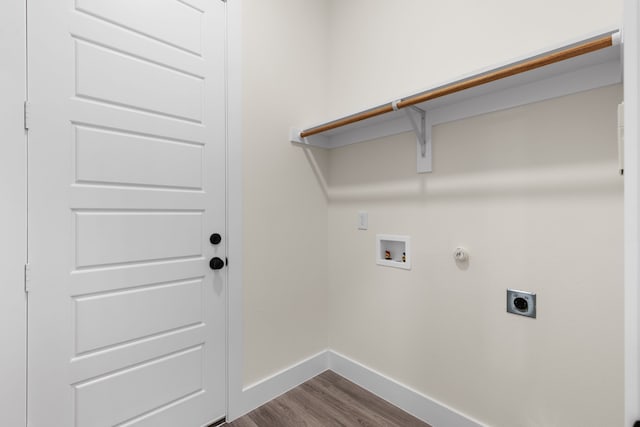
xmin=75 ymin=346 xmax=204 ymax=426
xmin=75 ymin=126 xmax=204 ymax=190
xmin=74 ymin=211 xmax=203 ymax=267
xmin=75 ymin=0 xmax=204 ymax=54
xmin=28 ymin=0 xmax=226 ymax=425
xmin=74 ymin=40 xmax=204 ymax=121
xmin=74 ymin=278 xmax=204 ymax=354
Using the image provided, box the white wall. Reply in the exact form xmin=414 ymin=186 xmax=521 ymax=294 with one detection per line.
xmin=321 ymin=2 xmax=626 ymax=426
xmin=241 ymin=0 xmax=331 ymax=386
xmin=624 ymin=2 xmax=640 ymax=425
xmin=326 ymin=0 xmax=623 ymax=118
xmin=327 ymin=85 xmax=624 ymax=426
xmin=239 ymin=1 xmax=627 ymax=425
xmin=0 ymin=1 xmax=26 ymax=426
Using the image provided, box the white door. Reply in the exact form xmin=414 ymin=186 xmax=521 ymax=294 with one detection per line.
xmin=27 ymin=1 xmax=227 ymax=426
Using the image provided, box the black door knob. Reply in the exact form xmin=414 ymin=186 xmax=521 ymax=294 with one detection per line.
xmin=210 ymin=233 xmax=222 ymax=245
xmin=209 ymin=257 xmax=225 ymax=270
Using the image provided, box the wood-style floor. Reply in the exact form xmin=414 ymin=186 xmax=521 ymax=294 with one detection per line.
xmin=226 ymin=370 xmax=430 ymax=427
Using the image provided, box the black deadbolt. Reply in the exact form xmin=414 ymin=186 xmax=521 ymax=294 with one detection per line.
xmin=210 ymin=257 xmax=225 ymax=270
xmin=513 ymin=297 xmax=528 ymax=311
xmin=210 ymin=233 xmax=222 ymax=245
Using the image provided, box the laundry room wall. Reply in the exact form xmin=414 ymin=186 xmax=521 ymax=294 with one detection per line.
xmin=240 ymin=1 xmax=625 ymax=424
xmin=325 ymin=1 xmax=624 ymax=426
xmin=241 ymin=0 xmax=331 ymax=386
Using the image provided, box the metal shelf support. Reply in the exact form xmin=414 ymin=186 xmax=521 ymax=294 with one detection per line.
xmin=404 ymin=105 xmax=432 ymax=173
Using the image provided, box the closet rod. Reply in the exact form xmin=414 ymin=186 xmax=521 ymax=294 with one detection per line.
xmin=300 ymin=33 xmax=617 ymax=138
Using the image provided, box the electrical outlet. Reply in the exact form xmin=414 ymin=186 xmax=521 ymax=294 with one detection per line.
xmin=507 ymin=289 xmax=536 ymax=318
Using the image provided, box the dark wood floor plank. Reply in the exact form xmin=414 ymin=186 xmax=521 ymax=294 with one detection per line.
xmin=311 ymin=371 xmax=397 ymax=417
xmin=266 ymin=393 xmax=327 ymax=427
xmin=299 ymin=379 xmax=392 ymax=427
xmin=318 ymin=371 xmax=429 ymax=426
xmin=285 ymin=385 xmax=352 ymax=426
xmin=310 ymin=373 xmax=409 ymax=426
xmin=226 ymin=370 xmax=430 ymax=427
xmin=246 ymin=405 xmax=283 ymax=427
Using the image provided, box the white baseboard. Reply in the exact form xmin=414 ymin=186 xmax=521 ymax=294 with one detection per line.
xmin=231 ymin=349 xmax=484 ymax=427
xmin=232 ymin=350 xmax=329 ymax=420
xmin=328 ymin=350 xmax=485 ymax=427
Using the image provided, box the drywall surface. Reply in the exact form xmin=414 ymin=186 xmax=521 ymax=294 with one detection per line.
xmin=240 ymin=3 xmax=625 ymax=423
xmin=242 ymin=0 xmax=330 ymax=386
xmin=0 ymin=1 xmax=26 ymax=426
xmin=327 ymin=85 xmax=624 ymax=426
xmin=326 ymin=0 xmax=623 ymax=119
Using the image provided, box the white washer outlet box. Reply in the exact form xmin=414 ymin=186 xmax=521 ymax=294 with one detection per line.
xmin=376 ymin=234 xmax=410 ymax=270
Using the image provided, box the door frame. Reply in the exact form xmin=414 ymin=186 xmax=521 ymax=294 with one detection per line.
xmin=0 ymin=0 xmax=27 ymax=426
xmin=226 ymin=0 xmax=245 ymax=421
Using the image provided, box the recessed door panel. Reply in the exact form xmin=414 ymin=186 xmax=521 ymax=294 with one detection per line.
xmin=74 ymin=346 xmax=204 ymax=426
xmin=75 ymin=40 xmax=204 ymax=122
xmin=74 ymin=279 xmax=204 ymax=354
xmin=75 ymin=0 xmax=204 ymax=54
xmin=75 ymin=126 xmax=204 ymax=190
xmin=74 ymin=211 xmax=203 ymax=268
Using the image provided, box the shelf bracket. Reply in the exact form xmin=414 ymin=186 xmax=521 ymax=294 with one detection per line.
xmin=289 ymin=128 xmax=331 ymax=149
xmin=404 ymin=105 xmax=432 ymax=173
